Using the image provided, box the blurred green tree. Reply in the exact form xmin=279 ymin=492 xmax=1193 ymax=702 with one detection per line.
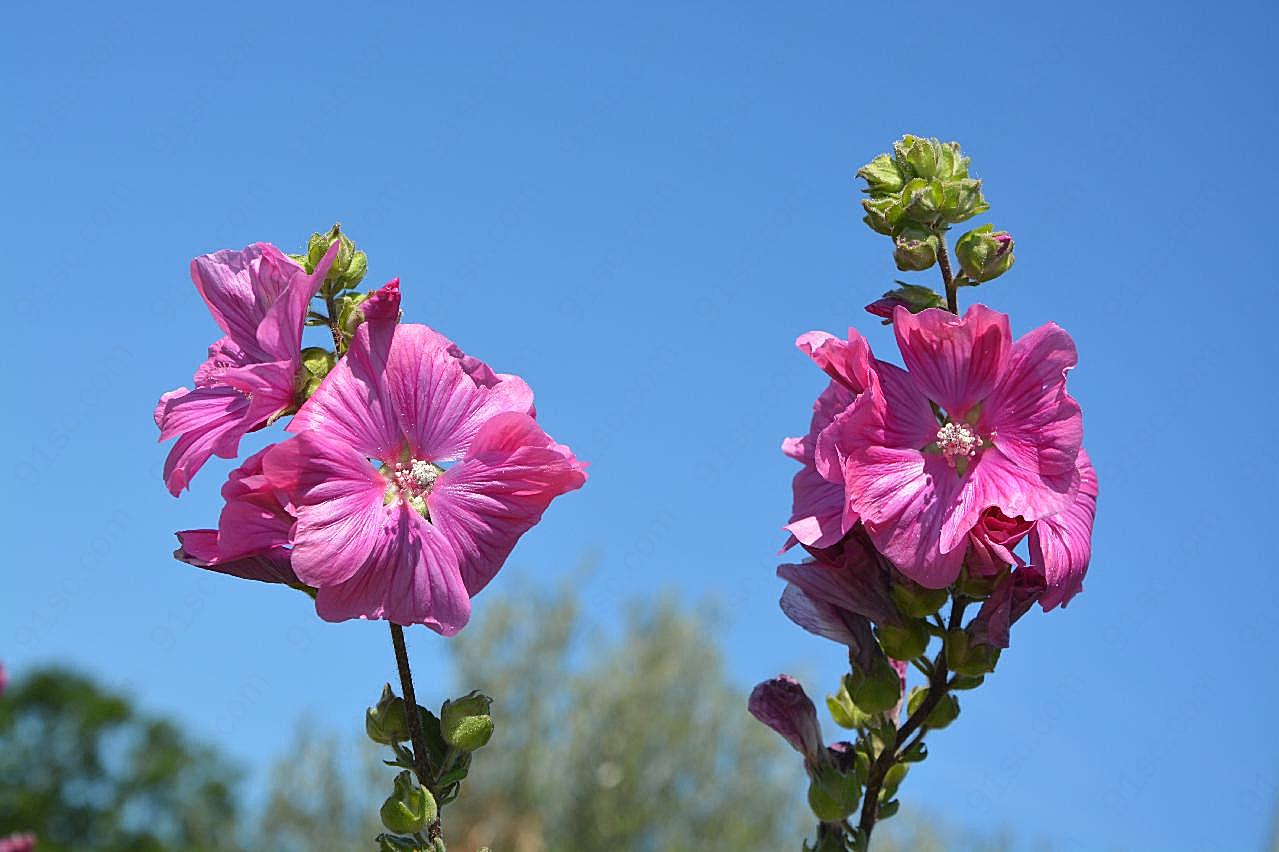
xmin=0 ymin=667 xmax=240 ymax=850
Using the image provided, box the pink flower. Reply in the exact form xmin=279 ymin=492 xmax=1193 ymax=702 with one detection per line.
xmin=748 ymin=675 xmax=824 ymax=767
xmin=262 ymin=321 xmax=586 ymax=634
xmin=0 ymin=661 xmax=7 ymax=697
xmin=1031 ymin=449 xmax=1098 ymax=610
xmin=823 ymin=304 xmax=1083 ymax=588
xmin=966 ymin=508 xmax=1034 ymax=576
xmin=967 ymin=567 xmax=1047 ymax=649
xmin=174 ymin=447 xmax=301 ymax=587
xmin=0 ymin=834 xmax=36 ymax=852
xmin=781 ymin=331 xmax=873 ymax=551
xmin=155 ymin=241 xmax=339 ymax=495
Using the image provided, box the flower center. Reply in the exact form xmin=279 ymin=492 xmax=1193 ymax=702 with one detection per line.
xmin=384 ymin=458 xmax=443 ymax=517
xmin=935 ymin=422 xmax=982 ymax=465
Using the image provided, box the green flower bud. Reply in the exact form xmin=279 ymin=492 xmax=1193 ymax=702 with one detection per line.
xmin=848 ymin=655 xmax=901 ymax=715
xmin=861 ymin=195 xmax=902 ymax=235
xmin=907 ymin=688 xmax=960 ymax=730
xmin=946 ymin=628 xmax=1001 ymax=677
xmin=337 ymin=292 xmax=372 ymax=335
xmin=899 ymin=178 xmax=945 ymax=224
xmin=807 ymin=761 xmax=860 ymax=823
xmin=440 ymin=690 xmax=494 ymax=752
xmin=876 ymin=620 xmax=929 ymax=661
xmin=302 ymin=225 xmax=369 ymax=293
xmin=366 ymin=684 xmax=411 ymax=746
xmin=379 ymin=770 xmax=436 ymax=835
xmin=857 ymin=153 xmax=908 ymax=195
xmin=893 ymin=135 xmax=941 ymax=180
xmin=940 ymin=178 xmax=989 ymax=224
xmin=891 ymin=224 xmax=940 ymax=272
xmin=935 ymin=141 xmax=970 ymax=181
xmin=955 ymin=224 xmax=1015 ymax=282
xmin=889 ymin=578 xmax=949 ymax=619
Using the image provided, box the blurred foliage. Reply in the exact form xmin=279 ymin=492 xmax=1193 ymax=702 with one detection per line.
xmin=443 ymin=582 xmax=805 ymax=852
xmin=0 ymin=667 xmax=239 ymax=850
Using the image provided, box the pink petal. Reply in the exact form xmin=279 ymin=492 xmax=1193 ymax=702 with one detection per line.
xmin=796 ymin=328 xmax=873 ymax=393
xmin=747 ymin=675 xmax=824 ymax=763
xmin=783 ymin=465 xmax=847 ymax=549
xmin=254 ymin=241 xmax=339 ymax=360
xmin=967 ymin=508 xmax=1033 ymax=575
xmin=217 ymin=446 xmax=294 ymax=560
xmin=314 ymin=504 xmax=472 ymax=634
xmin=174 ymin=530 xmax=300 ymax=586
xmin=968 ymin=567 xmax=1047 ymax=648
xmin=777 ymin=550 xmax=898 ymax=627
xmin=428 ymin=412 xmax=587 ymax=597
xmin=361 ymin=278 xmax=402 ymax=322
xmin=892 ymin=303 xmax=1010 ymax=417
xmin=981 ymin=321 xmax=1082 ymax=489
xmin=156 ymin=385 xmax=254 ymax=495
xmin=383 ymin=325 xmax=535 ymax=463
xmin=263 ymin=433 xmax=390 ymax=588
xmin=1031 ymin=449 xmax=1098 ymax=610
xmin=193 ymin=336 xmax=250 ymax=387
xmin=945 ymin=445 xmax=1079 ymax=553
xmin=845 ymin=447 xmax=967 ymax=587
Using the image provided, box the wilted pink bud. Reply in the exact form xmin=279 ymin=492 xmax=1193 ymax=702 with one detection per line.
xmin=748 ymin=675 xmax=824 ymax=766
xmin=0 ymin=833 xmax=37 ymax=852
xmin=865 ymin=294 xmax=910 ymax=323
xmin=360 ymin=278 xmax=402 ymax=322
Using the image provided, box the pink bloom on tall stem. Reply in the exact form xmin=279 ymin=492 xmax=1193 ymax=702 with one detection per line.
xmin=825 ymin=304 xmax=1083 ymax=588
xmin=782 ymin=331 xmax=873 ymax=551
xmin=262 ymin=321 xmax=586 ymax=634
xmin=155 ymin=241 xmax=339 ymax=495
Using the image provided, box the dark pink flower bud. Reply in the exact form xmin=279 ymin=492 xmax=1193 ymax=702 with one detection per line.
xmin=748 ymin=675 xmax=824 ymax=766
xmin=967 ymin=508 xmax=1034 ymax=576
xmin=968 ymin=568 xmax=1047 ymax=649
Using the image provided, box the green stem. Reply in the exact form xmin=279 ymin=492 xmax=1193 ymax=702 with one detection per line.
xmin=389 ymin=624 xmax=432 ymax=787
xmin=937 ymin=236 xmax=958 ymax=314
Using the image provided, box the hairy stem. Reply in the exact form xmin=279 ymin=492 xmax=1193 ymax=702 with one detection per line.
xmin=389 ymin=623 xmax=432 ymax=786
xmin=937 ymin=236 xmax=958 ymax=314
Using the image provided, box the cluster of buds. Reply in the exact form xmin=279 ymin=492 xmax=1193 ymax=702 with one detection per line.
xmin=367 ymin=683 xmax=495 ymax=851
xmin=294 ymin=224 xmax=369 ymax=295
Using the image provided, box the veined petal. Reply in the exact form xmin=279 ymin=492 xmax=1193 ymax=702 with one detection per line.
xmin=893 ymin=304 xmax=1010 ymax=417
xmin=384 ymin=325 xmax=536 ymax=463
xmin=156 ymin=385 xmax=254 ymax=495
xmin=946 ymin=445 xmax=1079 ymax=554
xmin=846 ymin=447 xmax=967 ymax=587
xmin=255 ymin=241 xmax=338 ymax=360
xmin=783 ymin=465 xmax=848 ymax=550
xmin=193 ymin=336 xmax=250 ymax=388
xmin=968 ymin=567 xmax=1047 ymax=648
xmin=217 ymin=446 xmax=294 ymax=560
xmin=428 ymin=412 xmax=587 ymax=597
xmin=314 ymin=505 xmax=472 ymax=634
xmin=796 ymin=328 xmax=873 ymax=394
xmin=1031 ymin=449 xmax=1098 ymax=610
xmin=190 ymin=244 xmax=274 ymax=355
xmin=263 ymin=433 xmax=390 ymax=588
xmin=981 ymin=321 xmax=1082 ymax=488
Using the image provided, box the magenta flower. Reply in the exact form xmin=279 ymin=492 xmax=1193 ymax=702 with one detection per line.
xmin=155 ymin=241 xmax=339 ymax=495
xmin=781 ymin=331 xmax=872 ymax=551
xmin=0 ymin=834 xmax=36 ymax=852
xmin=966 ymin=507 xmax=1033 ymax=576
xmin=823 ymin=304 xmax=1083 ymax=588
xmin=967 ymin=568 xmax=1047 ymax=649
xmin=1031 ymin=449 xmax=1098 ymax=610
xmin=748 ymin=675 xmax=824 ymax=767
xmin=261 ymin=321 xmax=586 ymax=634
xmin=174 ymin=446 xmax=301 ymax=586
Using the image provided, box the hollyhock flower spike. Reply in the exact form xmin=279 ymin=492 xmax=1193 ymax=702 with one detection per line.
xmin=264 ymin=320 xmax=586 ymax=635
xmin=155 ymin=241 xmax=340 ymax=495
xmin=829 ymin=303 xmax=1083 ymax=587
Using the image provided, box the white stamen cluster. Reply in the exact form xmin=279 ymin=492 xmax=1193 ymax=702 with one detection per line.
xmin=936 ymin=422 xmax=982 ymax=463
xmin=391 ymin=458 xmax=442 ymax=495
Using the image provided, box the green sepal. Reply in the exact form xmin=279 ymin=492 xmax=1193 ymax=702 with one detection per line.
xmin=880 ymin=762 xmax=908 ymax=800
xmin=440 ymin=690 xmax=494 ymax=753
xmin=848 ymin=656 xmax=902 ymax=715
xmin=379 ymin=770 xmax=436 ymax=835
xmin=900 ymin=740 xmax=928 ymax=763
xmin=857 ymin=153 xmax=907 ymax=195
xmin=876 ymin=620 xmax=929 ymax=661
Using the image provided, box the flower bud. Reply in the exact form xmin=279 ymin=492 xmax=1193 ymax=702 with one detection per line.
xmin=861 ymin=195 xmax=901 ymax=235
xmin=806 ymin=760 xmax=860 ymax=823
xmin=380 ymin=770 xmax=436 ymax=835
xmin=857 ymin=153 xmax=907 ymax=196
xmin=956 ymin=224 xmax=1015 ymax=282
xmin=907 ymin=687 xmax=960 ymax=730
xmin=303 ymin=225 xmax=369 ymax=293
xmin=440 ymin=690 xmax=494 ymax=752
xmin=935 ymin=141 xmax=970 ymax=181
xmin=366 ymin=684 xmax=411 ymax=746
xmin=889 ymin=577 xmax=948 ymax=619
xmin=750 ymin=676 xmax=824 ymax=764
xmin=847 ymin=655 xmax=902 ymax=715
xmin=944 ymin=628 xmax=1000 ymax=677
xmin=893 ymin=135 xmax=941 ymax=180
xmin=876 ymin=620 xmax=929 ymax=661
xmin=891 ymin=224 xmax=940 ymax=272
xmin=864 ymin=284 xmax=946 ymax=324
xmin=899 ymin=178 xmax=944 ymax=224
xmin=939 ymin=179 xmax=989 ymax=224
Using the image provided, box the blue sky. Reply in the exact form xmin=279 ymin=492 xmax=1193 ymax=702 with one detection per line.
xmin=3 ymin=2 xmax=1277 ymax=849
